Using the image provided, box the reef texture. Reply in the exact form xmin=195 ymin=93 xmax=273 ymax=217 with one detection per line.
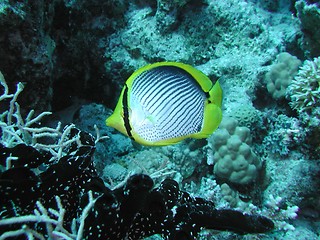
xmin=1 ymin=0 xmax=320 ymax=239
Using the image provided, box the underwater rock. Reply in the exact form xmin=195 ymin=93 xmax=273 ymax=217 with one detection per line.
xmin=296 ymin=0 xmax=320 ymax=57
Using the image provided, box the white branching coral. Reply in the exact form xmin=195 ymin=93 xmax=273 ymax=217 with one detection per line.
xmin=264 ymin=194 xmax=299 ymax=231
xmin=0 ymin=71 xmax=69 ymax=155
xmin=0 ymin=70 xmax=109 ymax=239
xmin=0 ymin=71 xmax=108 ymax=166
xmin=0 ymin=191 xmax=97 ymax=240
xmin=287 ymin=56 xmax=320 ymax=113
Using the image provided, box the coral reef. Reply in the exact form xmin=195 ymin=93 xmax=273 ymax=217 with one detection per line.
xmin=1 ymin=0 xmax=320 ymax=239
xmin=0 ymin=127 xmax=274 ymax=239
xmin=0 ymin=73 xmax=275 ymax=239
xmin=0 ymin=0 xmax=118 ymax=113
xmin=155 ymin=0 xmax=191 ymax=33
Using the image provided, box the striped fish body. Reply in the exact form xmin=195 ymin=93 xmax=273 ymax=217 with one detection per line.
xmin=106 ymin=62 xmax=222 ymax=146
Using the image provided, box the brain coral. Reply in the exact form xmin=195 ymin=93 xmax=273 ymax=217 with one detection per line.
xmin=287 ymin=56 xmax=320 ymax=113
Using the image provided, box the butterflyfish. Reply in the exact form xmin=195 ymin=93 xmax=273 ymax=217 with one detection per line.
xmin=106 ymin=62 xmax=222 ymax=146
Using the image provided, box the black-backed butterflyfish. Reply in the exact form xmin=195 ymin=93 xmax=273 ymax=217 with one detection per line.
xmin=106 ymin=62 xmax=222 ymax=146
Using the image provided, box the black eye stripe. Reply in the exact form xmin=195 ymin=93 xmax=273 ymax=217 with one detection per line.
xmin=122 ymin=84 xmax=134 ymax=140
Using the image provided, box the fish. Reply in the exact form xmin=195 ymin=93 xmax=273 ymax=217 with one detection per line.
xmin=106 ymin=62 xmax=223 ymax=146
